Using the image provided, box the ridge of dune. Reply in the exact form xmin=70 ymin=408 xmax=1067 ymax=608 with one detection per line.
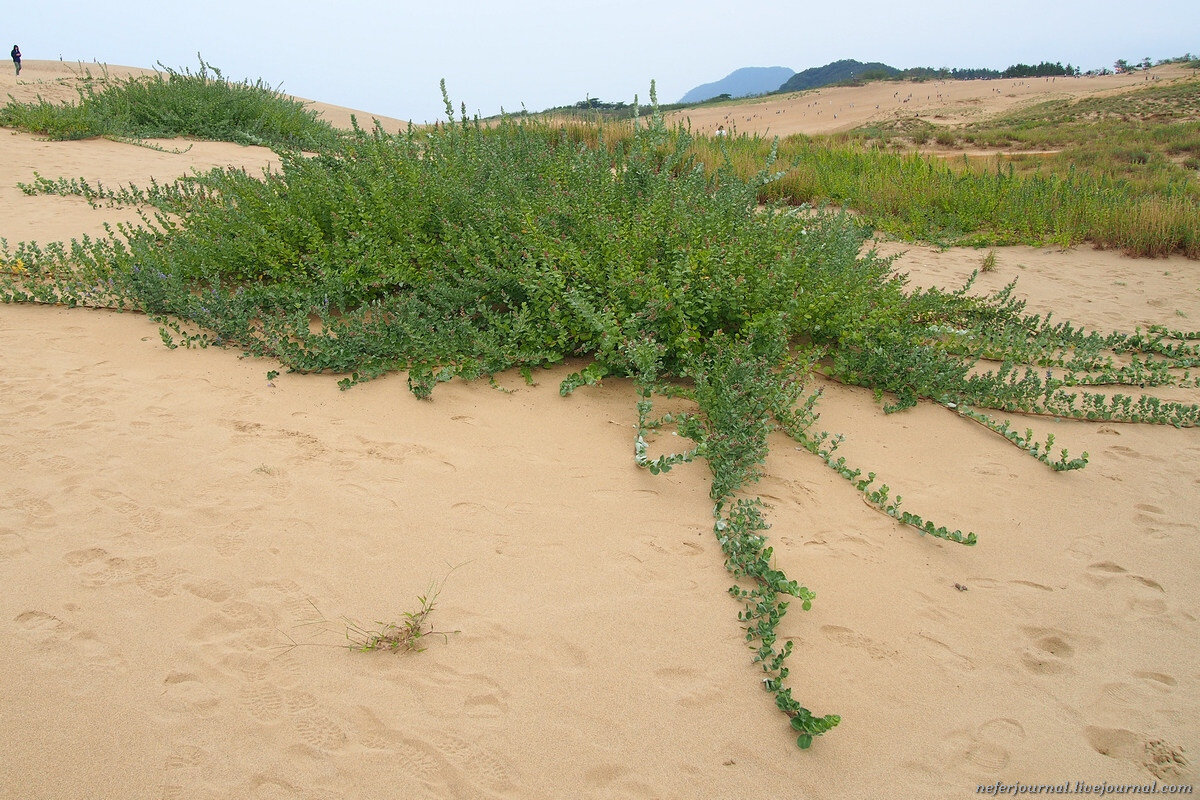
xmin=0 ymin=57 xmax=1197 ymax=799
xmin=666 ymin=62 xmax=1196 ymax=138
xmin=2 ymin=59 xmax=410 ymax=131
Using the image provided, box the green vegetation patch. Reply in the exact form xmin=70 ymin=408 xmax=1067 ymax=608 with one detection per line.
xmin=955 ymin=78 xmax=1200 ymax=203
xmin=684 ymin=134 xmax=1200 ymax=257
xmin=0 ymin=57 xmax=339 ymax=150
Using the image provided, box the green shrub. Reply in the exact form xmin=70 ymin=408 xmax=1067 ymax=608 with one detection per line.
xmin=934 ymin=129 xmax=957 ymax=147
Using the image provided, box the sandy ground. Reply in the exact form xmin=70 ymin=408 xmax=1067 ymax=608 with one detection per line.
xmin=1 ymin=63 xmax=1197 ymax=799
xmin=665 ymin=63 xmax=1197 ymax=138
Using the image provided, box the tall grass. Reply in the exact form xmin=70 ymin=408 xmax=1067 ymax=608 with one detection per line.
xmin=681 ymin=134 xmax=1200 ymax=257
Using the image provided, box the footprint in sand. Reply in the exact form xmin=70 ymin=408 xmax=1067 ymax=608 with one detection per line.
xmin=114 ymin=500 xmax=165 ymax=533
xmin=0 ymin=529 xmax=29 ymax=560
xmin=63 ymin=546 xmax=179 ymax=595
xmin=643 ymin=536 xmax=707 ymax=559
xmin=971 ymin=461 xmax=1019 ymax=479
xmin=1084 ymin=561 xmax=1167 ymax=615
xmin=161 ymin=744 xmax=219 ymax=800
xmin=356 ymin=709 xmax=516 ymax=796
xmin=358 ymin=439 xmax=458 ymax=474
xmin=136 ymin=567 xmax=182 ymax=598
xmin=1085 ymin=726 xmax=1193 ymax=781
xmin=616 ymin=550 xmax=666 ymax=586
xmin=2 ymin=488 xmax=55 ymax=526
xmin=654 ymin=665 xmax=727 ymax=708
xmin=292 ymin=710 xmax=348 ymax=752
xmin=1105 ymin=444 xmax=1159 ymax=463
xmin=803 ymin=528 xmax=883 ymax=563
xmin=1018 ymin=626 xmax=1077 ymax=675
xmin=213 ymin=524 xmax=248 ymax=557
xmin=821 ymin=625 xmax=897 ymax=660
xmin=12 ymin=609 xmax=126 ymax=683
xmin=184 ymin=578 xmax=235 ymax=604
xmin=406 ymin=661 xmax=513 ymax=721
xmin=347 ymin=728 xmax=483 ymax=800
xmin=253 ymin=578 xmax=316 ymax=623
xmin=160 ymin=671 xmax=222 ymax=716
xmin=1131 ymin=503 xmax=1192 ymax=541
xmin=187 ymin=598 xmax=278 ymax=649
xmin=1 ymin=446 xmax=32 ymax=469
xmin=1131 ymin=671 xmax=1177 ymax=688
xmin=1092 ymin=669 xmax=1180 ymax=726
xmin=915 ymin=629 xmax=977 ymax=673
xmin=450 ymin=501 xmax=494 ymax=517
xmin=240 ymin=680 xmax=286 ymax=722
xmin=235 ymin=676 xmax=349 ymax=753
xmin=38 ymin=453 xmax=75 ymax=472
xmin=1067 ymin=533 xmax=1103 ymax=561
xmin=944 ymin=717 xmax=1026 ymax=776
xmin=757 ymin=476 xmax=819 ymax=507
xmin=462 ymin=693 xmax=508 ymax=719
xmin=436 ymin=733 xmax=517 ymax=793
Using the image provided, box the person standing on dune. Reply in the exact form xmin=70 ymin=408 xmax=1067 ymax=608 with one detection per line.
xmin=11 ymin=45 xmax=20 ymax=76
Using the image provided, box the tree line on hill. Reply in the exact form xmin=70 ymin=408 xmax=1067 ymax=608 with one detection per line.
xmin=545 ymin=53 xmax=1196 ymax=118
xmin=747 ymin=58 xmax=1084 ymax=98
xmin=847 ymin=60 xmax=1081 ymax=85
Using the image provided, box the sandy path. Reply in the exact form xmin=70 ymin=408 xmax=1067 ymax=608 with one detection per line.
xmin=0 ymin=75 xmax=1197 ymax=798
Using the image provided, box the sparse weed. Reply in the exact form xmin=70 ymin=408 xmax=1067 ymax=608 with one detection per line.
xmin=344 ymin=580 xmax=456 ymax=653
xmin=279 ymin=574 xmax=460 ymax=658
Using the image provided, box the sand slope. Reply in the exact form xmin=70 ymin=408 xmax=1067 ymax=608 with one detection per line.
xmin=0 ymin=64 xmax=1197 ymax=799
xmin=666 ymin=63 xmax=1196 ymax=138
xmin=2 ymin=60 xmax=410 ymax=133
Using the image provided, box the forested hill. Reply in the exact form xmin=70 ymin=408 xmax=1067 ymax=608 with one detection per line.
xmin=775 ymin=59 xmax=900 ymax=93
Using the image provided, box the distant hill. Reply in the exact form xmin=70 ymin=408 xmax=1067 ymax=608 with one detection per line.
xmin=678 ymin=66 xmax=796 ymax=104
xmin=776 ymin=59 xmax=900 ymax=93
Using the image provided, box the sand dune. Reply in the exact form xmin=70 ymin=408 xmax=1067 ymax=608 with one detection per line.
xmin=2 ymin=60 xmax=410 ymax=132
xmin=0 ymin=62 xmax=1196 ymax=799
xmin=666 ymin=63 xmax=1196 ymax=138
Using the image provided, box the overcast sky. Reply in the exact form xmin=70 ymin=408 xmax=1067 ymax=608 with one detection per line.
xmin=6 ymin=1 xmax=1198 ymax=122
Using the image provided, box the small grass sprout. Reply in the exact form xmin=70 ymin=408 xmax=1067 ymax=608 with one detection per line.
xmin=277 ymin=573 xmax=460 ymax=659
xmin=343 ymin=579 xmax=457 ymax=654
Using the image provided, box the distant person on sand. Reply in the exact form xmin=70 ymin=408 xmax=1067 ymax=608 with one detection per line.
xmin=715 ymin=125 xmax=726 ymax=137
xmin=11 ymin=45 xmax=20 ymax=76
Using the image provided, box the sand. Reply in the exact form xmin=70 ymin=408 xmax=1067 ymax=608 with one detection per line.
xmin=1 ymin=60 xmax=1197 ymax=799
xmin=666 ymin=63 xmax=1197 ymax=138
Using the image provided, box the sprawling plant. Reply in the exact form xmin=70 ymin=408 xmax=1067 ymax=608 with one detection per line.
xmin=4 ymin=84 xmax=1198 ymax=748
